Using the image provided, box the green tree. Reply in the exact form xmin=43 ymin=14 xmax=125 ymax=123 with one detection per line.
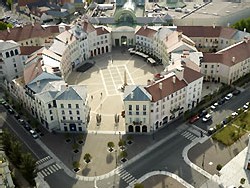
xmin=9 ymin=141 xmax=22 ymax=166
xmin=20 ymin=153 xmax=37 ymax=186
xmin=83 ymin=153 xmax=92 ymax=163
xmin=134 ymin=183 xmax=144 ymax=188
xmin=6 ymin=0 xmax=13 ymax=9
xmin=107 ymin=141 xmax=115 ymax=152
xmin=118 ymin=139 xmax=126 ymax=149
xmin=72 ymin=161 xmax=80 ymax=169
xmin=2 ymin=129 xmax=14 ymax=156
xmin=119 ymin=151 xmax=127 ymax=159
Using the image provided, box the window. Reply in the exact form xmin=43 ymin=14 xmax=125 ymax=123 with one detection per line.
xmin=48 ymin=104 xmax=52 ymax=108
xmin=14 ymin=63 xmax=16 ymax=67
xmin=62 ymin=116 xmax=66 ymax=120
xmin=205 ymin=65 xmax=207 ymax=68
xmin=129 ymin=105 xmax=132 ymax=110
xmin=6 ymin=52 xmax=9 ymax=58
xmin=49 ymin=110 xmax=52 ymax=114
xmin=10 ymin=50 xmax=14 ymax=56
xmin=76 ymin=110 xmax=80 ymax=115
xmin=136 ymin=105 xmax=139 ymax=111
xmin=62 ymin=110 xmax=65 ymax=115
xmin=61 ymin=104 xmax=64 ymax=108
xmin=211 ymin=65 xmax=214 ymax=68
xmin=50 ymin=116 xmax=53 ymax=121
xmin=14 ymin=49 xmax=18 ymax=55
xmin=68 ymin=104 xmax=71 ymax=108
xmin=70 ymin=117 xmax=73 ymax=120
xmin=143 ymin=105 xmax=146 ymax=111
xmin=69 ymin=110 xmax=72 ymax=115
xmin=77 ymin=117 xmax=80 ymax=120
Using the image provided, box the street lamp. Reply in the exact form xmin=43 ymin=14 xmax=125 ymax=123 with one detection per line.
xmin=115 ymin=150 xmax=118 ymax=167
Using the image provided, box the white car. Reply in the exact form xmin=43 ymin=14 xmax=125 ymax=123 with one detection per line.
xmin=224 ymin=93 xmax=233 ymax=100
xmin=29 ymin=130 xmax=38 ymax=139
xmin=243 ymin=102 xmax=249 ymax=110
xmin=202 ymin=114 xmax=212 ymax=122
xmin=231 ymin=112 xmax=238 ymax=118
xmin=210 ymin=105 xmax=216 ymax=111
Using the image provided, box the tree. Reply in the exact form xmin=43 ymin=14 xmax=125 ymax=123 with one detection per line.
xmin=83 ymin=153 xmax=92 ymax=163
xmin=134 ymin=183 xmax=144 ymax=188
xmin=126 ymin=135 xmax=133 ymax=144
xmin=118 ymin=139 xmax=126 ymax=150
xmin=119 ymin=151 xmax=127 ymax=160
xmin=20 ymin=153 xmax=37 ymax=186
xmin=9 ymin=140 xmax=22 ymax=166
xmin=6 ymin=0 xmax=13 ymax=9
xmin=107 ymin=141 xmax=115 ymax=152
xmin=72 ymin=161 xmax=80 ymax=169
xmin=2 ymin=129 xmax=14 ymax=155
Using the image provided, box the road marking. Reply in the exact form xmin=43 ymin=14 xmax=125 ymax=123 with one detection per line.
xmin=36 ymin=156 xmax=51 ymax=165
xmin=117 ymin=167 xmax=137 ymax=184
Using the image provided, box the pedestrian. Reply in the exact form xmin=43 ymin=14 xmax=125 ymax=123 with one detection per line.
xmin=101 ymin=92 xmax=103 ymax=98
xmin=91 ymin=95 xmax=93 ymax=100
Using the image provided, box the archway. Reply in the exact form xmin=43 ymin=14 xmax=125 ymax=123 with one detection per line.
xmin=135 ymin=126 xmax=140 ymax=132
xmin=121 ymin=36 xmax=127 ymax=46
xmin=142 ymin=125 xmax=147 ymax=132
xmin=128 ymin=125 xmax=133 ymax=132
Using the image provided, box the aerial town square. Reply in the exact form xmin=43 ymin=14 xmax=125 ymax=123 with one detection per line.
xmin=0 ymin=0 xmax=250 ymax=187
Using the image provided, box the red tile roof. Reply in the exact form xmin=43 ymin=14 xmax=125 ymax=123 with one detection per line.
xmin=96 ymin=27 xmax=110 ymax=35
xmin=24 ymin=60 xmax=43 ymax=85
xmin=0 ymin=23 xmax=60 ymax=42
xmin=20 ymin=46 xmax=43 ymax=55
xmin=203 ymin=40 xmax=250 ymax=66
xmin=81 ymin=21 xmax=96 ymax=33
xmin=145 ymin=75 xmax=187 ymax=102
xmin=135 ymin=26 xmax=157 ymax=38
xmin=183 ymin=66 xmax=203 ymax=83
xmin=18 ymin=0 xmax=38 ymax=7
xmin=177 ymin=26 xmax=237 ymax=39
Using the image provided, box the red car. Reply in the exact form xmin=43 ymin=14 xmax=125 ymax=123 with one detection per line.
xmin=189 ymin=115 xmax=199 ymax=123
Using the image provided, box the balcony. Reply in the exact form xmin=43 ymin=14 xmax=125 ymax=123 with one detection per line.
xmin=133 ymin=121 xmax=142 ymax=125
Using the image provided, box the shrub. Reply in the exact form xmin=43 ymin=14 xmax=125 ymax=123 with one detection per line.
xmin=240 ymin=178 xmax=246 ymax=184
xmin=216 ymin=164 xmax=222 ymax=171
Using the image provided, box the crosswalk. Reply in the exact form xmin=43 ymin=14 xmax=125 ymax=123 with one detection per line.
xmin=181 ymin=131 xmax=197 ymax=141
xmin=36 ymin=156 xmax=52 ymax=166
xmin=117 ymin=168 xmax=137 ymax=185
xmin=37 ymin=163 xmax=62 ymax=178
xmin=36 ymin=156 xmax=61 ymax=179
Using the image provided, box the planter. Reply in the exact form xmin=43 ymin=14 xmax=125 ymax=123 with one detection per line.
xmin=66 ymin=139 xmax=71 ymax=143
xmin=108 ymin=148 xmax=114 ymax=153
xmin=78 ymin=140 xmax=84 ymax=145
xmin=127 ymin=140 xmax=133 ymax=145
xmin=73 ymin=149 xmax=79 ymax=154
xmin=73 ymin=168 xmax=80 ymax=173
xmin=120 ymin=158 xmax=128 ymax=163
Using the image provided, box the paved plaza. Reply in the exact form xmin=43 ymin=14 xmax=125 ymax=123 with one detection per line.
xmin=67 ymin=49 xmax=164 ymax=132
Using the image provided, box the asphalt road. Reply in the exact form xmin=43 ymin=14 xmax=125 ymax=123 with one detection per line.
xmin=0 ymin=105 xmax=48 ymax=159
xmin=193 ymin=87 xmax=250 ymax=131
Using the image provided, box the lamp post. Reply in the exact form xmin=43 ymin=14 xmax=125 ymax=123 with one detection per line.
xmin=115 ymin=149 xmax=118 ymax=167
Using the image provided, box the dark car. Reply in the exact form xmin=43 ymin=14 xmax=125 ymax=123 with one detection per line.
xmin=24 ymin=124 xmax=31 ymax=131
xmin=3 ymin=103 xmax=10 ymax=109
xmin=218 ymin=98 xmax=226 ymax=105
xmin=189 ymin=115 xmax=200 ymax=123
xmin=14 ymin=114 xmax=20 ymax=120
xmin=199 ymin=110 xmax=208 ymax=118
xmin=207 ymin=127 xmax=216 ymax=135
xmin=232 ymin=89 xmax=241 ymax=96
xmin=8 ymin=109 xmax=14 ymax=114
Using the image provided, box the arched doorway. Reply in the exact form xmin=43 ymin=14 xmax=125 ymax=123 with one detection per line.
xmin=128 ymin=125 xmax=133 ymax=132
xmin=142 ymin=125 xmax=147 ymax=132
xmin=121 ymin=36 xmax=127 ymax=46
xmin=135 ymin=126 xmax=140 ymax=132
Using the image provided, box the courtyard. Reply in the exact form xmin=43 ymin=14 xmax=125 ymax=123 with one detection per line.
xmin=67 ymin=48 xmax=164 ymax=133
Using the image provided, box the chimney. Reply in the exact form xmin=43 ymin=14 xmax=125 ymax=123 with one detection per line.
xmin=212 ymin=23 xmax=215 ymax=29
xmin=244 ymin=36 xmax=249 ymax=43
xmin=130 ymin=92 xmax=134 ymax=99
xmin=232 ymin=56 xmax=235 ymax=63
xmin=175 ymin=67 xmax=184 ymax=81
xmin=7 ymin=27 xmax=10 ymax=33
xmin=178 ymin=32 xmax=182 ymax=42
xmin=244 ymin=28 xmax=246 ymax=32
xmin=102 ymin=27 xmax=104 ymax=31
xmin=173 ymin=76 xmax=176 ymax=84
xmin=32 ymin=22 xmax=34 ymax=27
xmin=159 ymin=82 xmax=162 ymax=90
xmin=36 ymin=80 xmax=40 ymax=87
xmin=143 ymin=25 xmax=147 ymax=30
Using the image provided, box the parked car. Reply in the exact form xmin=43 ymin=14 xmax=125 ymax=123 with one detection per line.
xmin=199 ymin=110 xmax=208 ymax=118
xmin=189 ymin=115 xmax=199 ymax=123
xmin=18 ymin=119 xmax=25 ymax=125
xmin=231 ymin=112 xmax=238 ymax=118
xmin=29 ymin=130 xmax=38 ymax=139
xmin=243 ymin=102 xmax=249 ymax=110
xmin=221 ymin=118 xmax=229 ymax=125
xmin=207 ymin=127 xmax=216 ymax=135
xmin=202 ymin=114 xmax=212 ymax=122
xmin=232 ymin=89 xmax=241 ymax=96
xmin=24 ymin=124 xmax=31 ymax=131
xmin=210 ymin=105 xmax=216 ymax=111
xmin=218 ymin=98 xmax=225 ymax=105
xmin=14 ymin=114 xmax=20 ymax=120
xmin=8 ymin=109 xmax=14 ymax=114
xmin=3 ymin=103 xmax=10 ymax=109
xmin=224 ymin=93 xmax=233 ymax=100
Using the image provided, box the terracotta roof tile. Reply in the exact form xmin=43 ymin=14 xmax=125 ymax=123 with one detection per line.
xmin=96 ymin=27 xmax=109 ymax=35
xmin=24 ymin=60 xmax=43 ymax=85
xmin=81 ymin=21 xmax=96 ymax=33
xmin=183 ymin=66 xmax=203 ymax=83
xmin=203 ymin=40 xmax=250 ymax=66
xmin=145 ymin=75 xmax=187 ymax=102
xmin=20 ymin=46 xmax=43 ymax=55
xmin=177 ymin=26 xmax=237 ymax=39
xmin=0 ymin=23 xmax=60 ymax=42
xmin=135 ymin=26 xmax=157 ymax=38
xmin=18 ymin=0 xmax=38 ymax=7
